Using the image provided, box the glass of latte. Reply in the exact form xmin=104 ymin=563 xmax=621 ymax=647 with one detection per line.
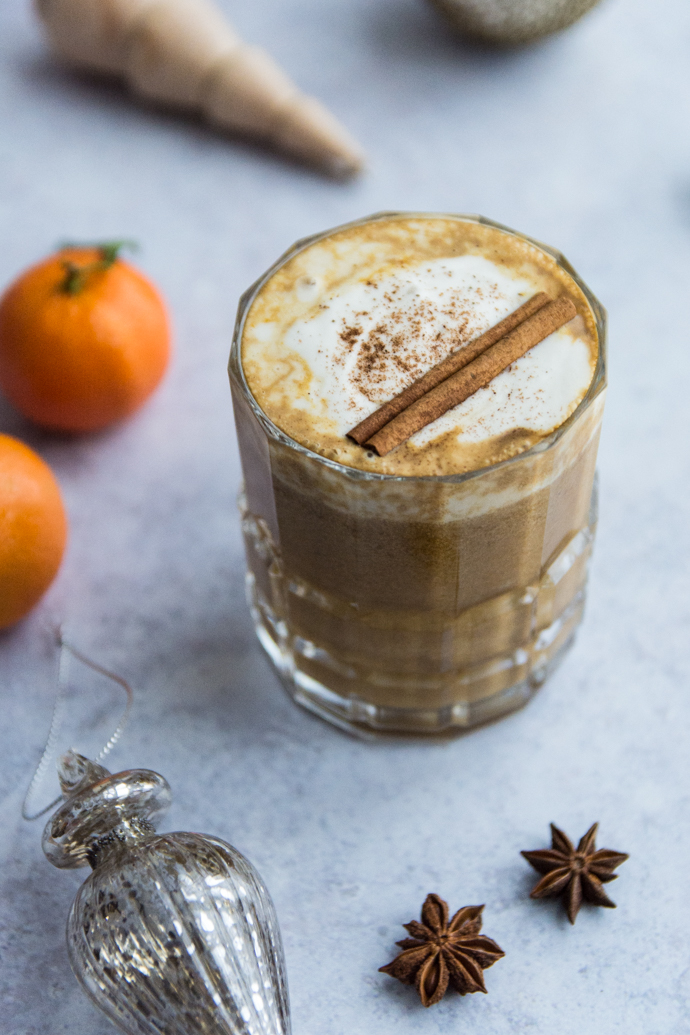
xmin=229 ymin=213 xmax=606 ymax=737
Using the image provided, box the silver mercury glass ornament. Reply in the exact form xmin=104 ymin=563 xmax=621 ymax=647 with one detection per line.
xmin=42 ymin=750 xmax=291 ymax=1035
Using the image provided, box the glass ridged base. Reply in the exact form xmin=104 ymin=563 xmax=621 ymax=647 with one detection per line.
xmin=246 ymin=571 xmax=584 ymax=738
xmin=241 ymin=477 xmax=596 ymax=738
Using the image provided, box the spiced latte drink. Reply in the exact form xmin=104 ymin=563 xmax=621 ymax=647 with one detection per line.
xmin=229 ymin=214 xmax=606 ymax=735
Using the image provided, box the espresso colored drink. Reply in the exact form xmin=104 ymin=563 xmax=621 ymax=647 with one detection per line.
xmin=229 ymin=214 xmax=606 ymax=735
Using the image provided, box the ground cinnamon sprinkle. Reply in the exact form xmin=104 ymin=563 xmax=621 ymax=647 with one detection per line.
xmin=337 ymin=284 xmax=484 ymax=406
xmin=365 ymin=296 xmax=577 ymax=456
xmin=339 ymin=324 xmax=362 ymax=350
xmin=348 ymin=292 xmax=550 ymax=445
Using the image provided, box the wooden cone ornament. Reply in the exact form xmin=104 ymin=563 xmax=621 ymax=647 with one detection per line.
xmin=36 ymin=0 xmax=364 ymax=176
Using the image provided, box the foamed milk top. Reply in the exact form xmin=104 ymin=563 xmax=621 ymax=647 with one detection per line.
xmin=241 ymin=217 xmax=599 ymax=477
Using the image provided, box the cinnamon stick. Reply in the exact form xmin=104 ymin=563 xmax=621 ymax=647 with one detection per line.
xmin=365 ymin=296 xmax=577 ymax=457
xmin=348 ymin=292 xmax=550 ymax=445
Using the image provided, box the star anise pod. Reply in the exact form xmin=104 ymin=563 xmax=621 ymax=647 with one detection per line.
xmin=522 ymin=822 xmax=629 ymax=924
xmin=379 ymin=893 xmax=505 ymax=1007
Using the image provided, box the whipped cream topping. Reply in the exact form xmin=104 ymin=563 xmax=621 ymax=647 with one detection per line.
xmin=287 ymin=255 xmax=592 ymax=445
xmin=241 ymin=218 xmax=599 ymax=476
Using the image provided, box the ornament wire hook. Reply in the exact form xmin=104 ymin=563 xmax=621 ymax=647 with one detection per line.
xmin=22 ymin=629 xmax=134 ymax=821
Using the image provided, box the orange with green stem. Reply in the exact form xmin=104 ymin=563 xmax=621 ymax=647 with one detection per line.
xmin=0 ymin=242 xmax=171 ymax=433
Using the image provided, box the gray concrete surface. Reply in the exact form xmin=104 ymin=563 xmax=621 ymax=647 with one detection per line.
xmin=1 ymin=0 xmax=688 ymax=1031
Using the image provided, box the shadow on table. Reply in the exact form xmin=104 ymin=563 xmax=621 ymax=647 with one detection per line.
xmin=125 ymin=573 xmax=332 ymax=754
xmin=1 ymin=832 xmax=115 ymax=1033
xmin=363 ymin=0 xmax=565 ymax=70
xmin=15 ymin=53 xmax=349 ymax=184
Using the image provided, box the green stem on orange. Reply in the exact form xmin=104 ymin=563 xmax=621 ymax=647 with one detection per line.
xmin=58 ymin=240 xmax=138 ymax=295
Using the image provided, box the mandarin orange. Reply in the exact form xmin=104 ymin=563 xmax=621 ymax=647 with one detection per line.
xmin=0 ymin=244 xmax=171 ymax=432
xmin=0 ymin=434 xmax=68 ymax=629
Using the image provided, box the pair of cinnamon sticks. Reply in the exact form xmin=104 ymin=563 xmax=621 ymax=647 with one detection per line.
xmin=348 ymin=292 xmax=577 ymax=456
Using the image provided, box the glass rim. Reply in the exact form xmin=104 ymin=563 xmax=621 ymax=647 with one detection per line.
xmin=229 ymin=211 xmax=607 ymax=486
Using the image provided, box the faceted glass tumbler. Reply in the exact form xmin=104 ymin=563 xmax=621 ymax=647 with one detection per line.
xmin=229 ymin=213 xmax=607 ymax=738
